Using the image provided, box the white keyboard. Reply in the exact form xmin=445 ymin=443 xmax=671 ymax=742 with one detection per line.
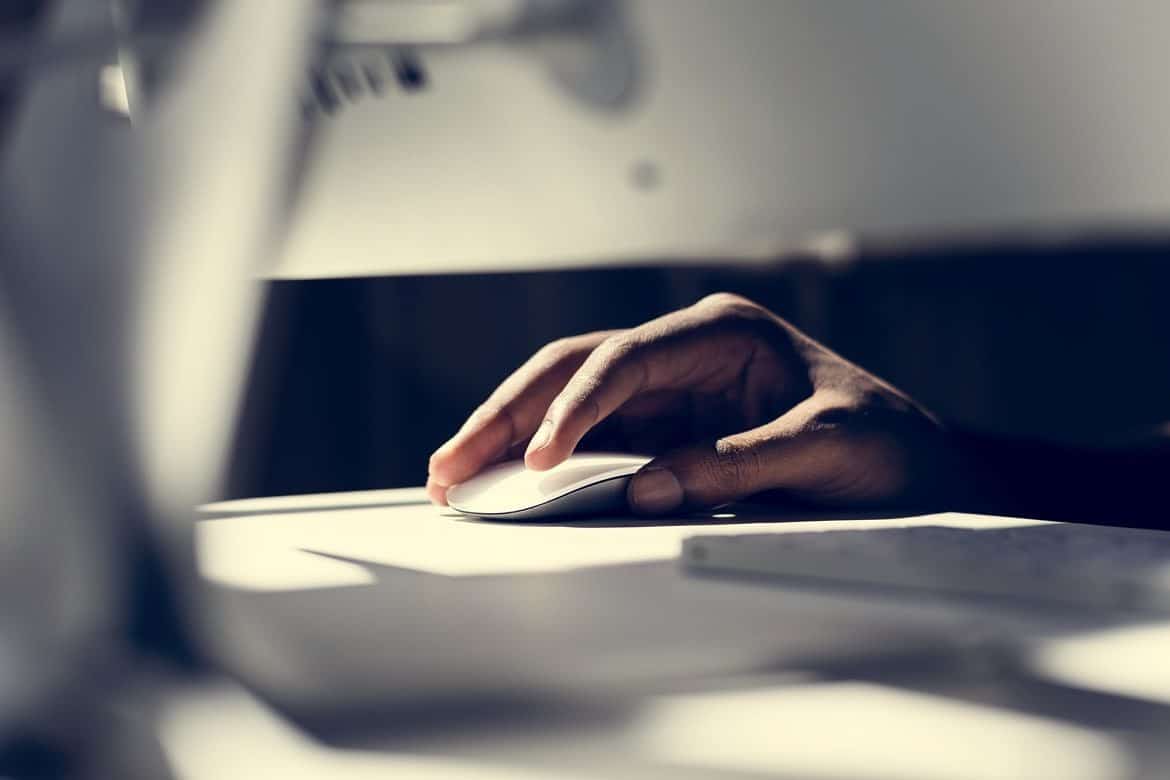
xmin=682 ymin=523 xmax=1170 ymax=612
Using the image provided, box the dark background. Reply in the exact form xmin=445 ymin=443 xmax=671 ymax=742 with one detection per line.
xmin=226 ymin=234 xmax=1170 ymax=499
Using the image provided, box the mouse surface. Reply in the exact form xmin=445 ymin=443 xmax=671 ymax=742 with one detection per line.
xmin=446 ymin=453 xmax=653 ymax=520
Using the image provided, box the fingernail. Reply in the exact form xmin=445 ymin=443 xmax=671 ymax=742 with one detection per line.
xmin=526 ymin=419 xmax=553 ymax=456
xmin=629 ymin=467 xmax=683 ymax=514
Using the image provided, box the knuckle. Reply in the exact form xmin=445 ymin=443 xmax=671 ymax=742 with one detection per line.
xmin=591 ymin=334 xmax=647 ymax=383
xmin=705 ymin=438 xmax=762 ymax=492
xmin=807 ymin=404 xmax=900 ymax=462
xmin=697 ymin=292 xmax=761 ymax=316
xmin=536 ymin=336 xmax=580 ymax=363
xmin=694 ymin=294 xmax=777 ymax=344
xmin=596 ymin=333 xmax=640 ymax=362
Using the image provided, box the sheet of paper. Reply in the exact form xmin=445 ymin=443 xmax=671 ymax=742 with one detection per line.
xmin=199 ymin=487 xmax=430 ymax=517
xmin=196 ymin=496 xmax=1043 ymax=591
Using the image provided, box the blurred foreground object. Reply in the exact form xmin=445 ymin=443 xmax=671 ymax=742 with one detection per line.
xmin=0 ymin=0 xmax=316 ymax=772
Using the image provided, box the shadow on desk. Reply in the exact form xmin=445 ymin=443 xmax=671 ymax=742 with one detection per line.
xmin=457 ymin=501 xmax=923 ymax=528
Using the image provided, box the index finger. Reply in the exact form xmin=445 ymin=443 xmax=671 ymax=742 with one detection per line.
xmin=427 ymin=332 xmax=614 ymax=495
xmin=523 ymin=301 xmax=769 ymax=470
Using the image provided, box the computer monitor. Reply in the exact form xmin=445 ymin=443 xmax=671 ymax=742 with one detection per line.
xmin=277 ymin=0 xmax=1170 ymax=279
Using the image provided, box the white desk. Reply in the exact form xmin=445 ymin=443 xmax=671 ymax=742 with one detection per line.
xmin=167 ymin=490 xmax=1170 ymax=779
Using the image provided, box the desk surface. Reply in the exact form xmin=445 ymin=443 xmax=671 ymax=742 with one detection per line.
xmin=171 ymin=489 xmax=1170 ymax=779
xmin=197 ymin=488 xmax=1055 ymax=585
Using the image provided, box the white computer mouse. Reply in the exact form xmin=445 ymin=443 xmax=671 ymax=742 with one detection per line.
xmin=446 ymin=452 xmax=653 ymax=520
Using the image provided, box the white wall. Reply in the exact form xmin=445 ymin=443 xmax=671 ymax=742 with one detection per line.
xmin=274 ymin=0 xmax=1170 ymax=278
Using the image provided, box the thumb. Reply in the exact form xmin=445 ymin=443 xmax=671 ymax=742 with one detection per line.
xmin=626 ymin=399 xmax=842 ymax=514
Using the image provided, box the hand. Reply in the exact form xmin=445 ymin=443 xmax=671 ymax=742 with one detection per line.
xmin=428 ymin=293 xmax=969 ymax=514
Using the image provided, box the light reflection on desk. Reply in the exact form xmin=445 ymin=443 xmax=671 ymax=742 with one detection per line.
xmin=195 ymin=494 xmax=1043 ymax=590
